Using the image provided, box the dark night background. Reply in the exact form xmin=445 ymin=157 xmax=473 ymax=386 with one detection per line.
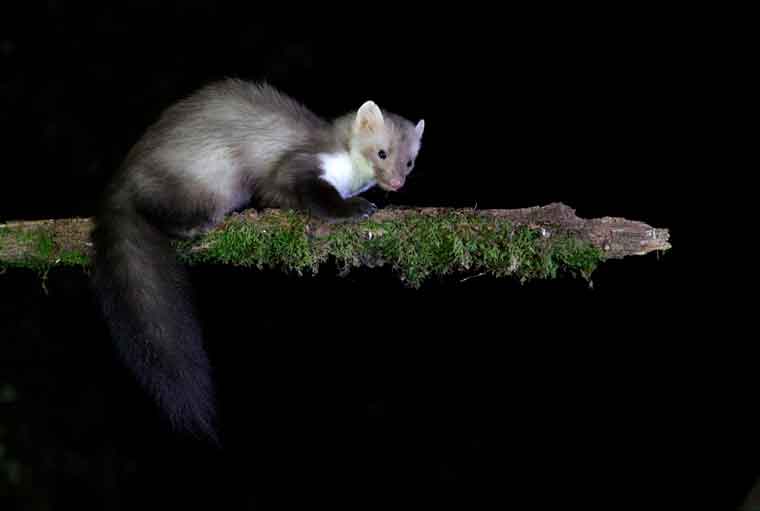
xmin=0 ymin=3 xmax=752 ymax=510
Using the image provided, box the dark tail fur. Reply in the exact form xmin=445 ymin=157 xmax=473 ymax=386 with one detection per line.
xmin=91 ymin=201 xmax=218 ymax=443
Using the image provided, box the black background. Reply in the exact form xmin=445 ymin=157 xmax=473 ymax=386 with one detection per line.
xmin=0 ymin=3 xmax=751 ymax=510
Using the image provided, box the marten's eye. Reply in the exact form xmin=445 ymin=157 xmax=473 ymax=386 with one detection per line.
xmin=406 ymin=160 xmax=413 ymax=168
xmin=378 ymin=150 xmax=387 ymax=160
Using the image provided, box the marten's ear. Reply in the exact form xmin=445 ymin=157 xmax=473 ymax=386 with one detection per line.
xmin=354 ymin=101 xmax=385 ymax=135
xmin=415 ymin=119 xmax=425 ymax=138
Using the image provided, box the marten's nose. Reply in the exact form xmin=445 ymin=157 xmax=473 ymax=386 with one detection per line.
xmin=390 ymin=177 xmax=403 ymax=189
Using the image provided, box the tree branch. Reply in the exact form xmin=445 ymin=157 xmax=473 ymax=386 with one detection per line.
xmin=0 ymin=203 xmax=670 ymax=285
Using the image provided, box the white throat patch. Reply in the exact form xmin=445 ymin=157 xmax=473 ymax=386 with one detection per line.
xmin=318 ymin=152 xmax=376 ymax=198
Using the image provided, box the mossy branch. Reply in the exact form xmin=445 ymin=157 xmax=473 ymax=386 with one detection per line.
xmin=0 ymin=203 xmax=670 ymax=287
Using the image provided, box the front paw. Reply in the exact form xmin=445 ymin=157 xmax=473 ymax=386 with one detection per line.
xmin=345 ymin=197 xmax=378 ymax=219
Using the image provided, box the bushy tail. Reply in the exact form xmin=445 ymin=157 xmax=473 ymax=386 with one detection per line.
xmin=91 ymin=203 xmax=217 ymax=442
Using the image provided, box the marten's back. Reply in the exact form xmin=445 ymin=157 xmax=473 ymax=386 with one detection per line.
xmin=118 ymin=79 xmax=333 ymax=218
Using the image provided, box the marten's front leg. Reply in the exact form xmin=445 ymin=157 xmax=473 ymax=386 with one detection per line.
xmin=294 ymin=174 xmax=377 ymax=221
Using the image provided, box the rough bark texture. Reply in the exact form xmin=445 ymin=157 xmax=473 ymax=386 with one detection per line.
xmin=0 ymin=203 xmax=670 ymax=282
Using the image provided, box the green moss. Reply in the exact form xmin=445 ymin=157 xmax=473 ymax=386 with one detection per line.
xmin=4 ymin=229 xmax=57 ymax=275
xmin=358 ymin=211 xmax=488 ymax=287
xmin=3 ymin=210 xmax=604 ymax=287
xmin=57 ymin=249 xmax=91 ymax=268
xmin=177 ymin=211 xmax=323 ymax=275
xmin=544 ymin=236 xmax=604 ymax=280
xmin=0 ymin=227 xmax=90 ymax=277
xmin=175 ymin=210 xmax=604 ymax=288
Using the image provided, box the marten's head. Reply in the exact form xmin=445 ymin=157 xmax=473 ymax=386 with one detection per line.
xmin=351 ymin=101 xmax=424 ymax=192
